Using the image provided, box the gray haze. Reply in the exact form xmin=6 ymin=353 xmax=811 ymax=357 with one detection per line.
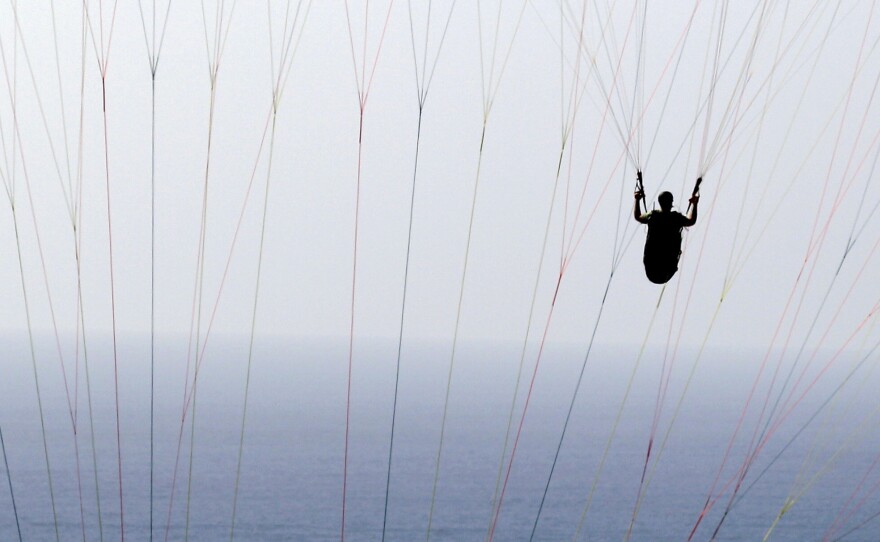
xmin=0 ymin=1 xmax=876 ymax=349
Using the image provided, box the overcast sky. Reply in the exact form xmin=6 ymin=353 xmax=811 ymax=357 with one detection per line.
xmin=0 ymin=0 xmax=878 ymax=359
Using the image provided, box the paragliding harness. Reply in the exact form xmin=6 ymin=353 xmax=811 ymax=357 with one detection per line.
xmin=637 ymin=173 xmax=701 ymax=284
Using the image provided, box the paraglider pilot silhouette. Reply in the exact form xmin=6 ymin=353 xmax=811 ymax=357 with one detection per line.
xmin=633 ymin=170 xmax=700 ymax=284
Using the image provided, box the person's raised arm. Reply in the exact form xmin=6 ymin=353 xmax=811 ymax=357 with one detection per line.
xmin=634 ymin=171 xmax=648 ymax=224
xmin=683 ymin=177 xmax=701 ymax=227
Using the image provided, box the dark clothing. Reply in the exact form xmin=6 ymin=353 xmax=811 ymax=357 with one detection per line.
xmin=642 ymin=210 xmax=690 ymax=284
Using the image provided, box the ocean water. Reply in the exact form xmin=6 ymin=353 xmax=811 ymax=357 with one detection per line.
xmin=0 ymin=337 xmax=877 ymax=541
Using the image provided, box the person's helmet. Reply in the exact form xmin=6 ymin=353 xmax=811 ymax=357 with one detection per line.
xmin=658 ymin=191 xmax=674 ymax=210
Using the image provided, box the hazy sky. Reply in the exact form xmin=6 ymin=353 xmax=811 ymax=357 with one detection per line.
xmin=0 ymin=0 xmax=878 ymax=358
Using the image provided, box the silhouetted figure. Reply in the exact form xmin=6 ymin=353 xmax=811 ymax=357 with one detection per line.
xmin=634 ymin=171 xmax=700 ymax=284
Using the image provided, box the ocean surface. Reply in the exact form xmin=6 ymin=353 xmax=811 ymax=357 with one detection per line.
xmin=0 ymin=337 xmax=877 ymax=541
